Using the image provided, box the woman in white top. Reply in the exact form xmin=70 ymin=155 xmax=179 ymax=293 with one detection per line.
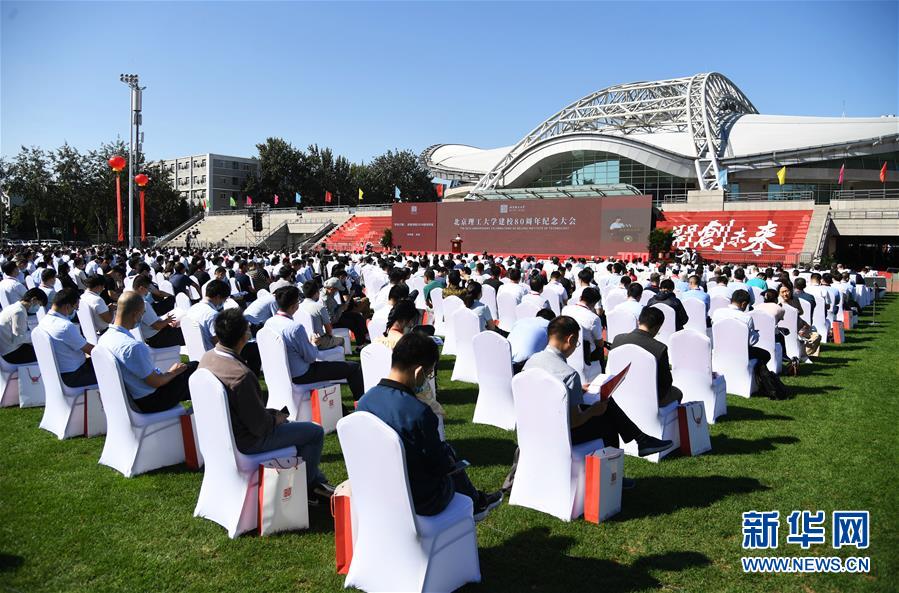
xmin=0 ymin=288 xmax=48 ymax=364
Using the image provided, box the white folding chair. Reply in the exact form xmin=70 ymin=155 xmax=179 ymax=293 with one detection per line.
xmin=92 ymin=345 xmax=190 ymax=477
xmin=174 ymin=292 xmax=191 ymax=312
xmin=514 ymin=301 xmax=540 ymax=321
xmin=472 ymin=331 xmax=515 ymax=431
xmin=360 ymin=341 xmax=392 ymax=393
xmin=449 ymin=308 xmax=479 ymax=384
xmin=440 ymin=296 xmax=464 ymax=356
xmin=32 ymin=328 xmax=104 ymax=439
xmin=711 ymin=318 xmax=758 ymax=398
xmin=496 ymin=292 xmax=518 ymax=333
xmin=189 ymin=369 xmax=295 ymax=538
xmin=670 ymin=329 xmax=727 ymax=423
xmin=682 ymin=297 xmax=708 ymax=336
xmin=76 ymin=300 xmax=102 ymax=345
xmin=256 ymin=328 xmax=342 ymax=423
xmin=181 ymin=316 xmax=209 ymax=362
xmin=606 ymin=308 xmax=637 ymax=343
xmin=709 ymin=295 xmax=730 ymax=319
xmin=337 ymin=412 xmax=481 ymax=593
xmin=603 ymin=290 xmax=627 ymax=313
xmin=651 ymin=303 xmax=676 ymax=346
xmin=541 ymin=289 xmax=561 ymax=315
xmin=749 ymin=310 xmax=783 ymax=374
xmin=509 ymin=368 xmax=604 ymax=520
xmin=607 ymin=344 xmax=679 ymax=463
xmin=430 ymin=287 xmax=448 ymax=336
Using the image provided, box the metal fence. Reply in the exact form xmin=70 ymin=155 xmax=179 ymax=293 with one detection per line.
xmin=831 ymin=188 xmax=899 ymax=201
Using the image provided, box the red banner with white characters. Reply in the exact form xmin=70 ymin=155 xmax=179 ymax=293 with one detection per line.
xmin=656 ymin=210 xmax=813 ymax=263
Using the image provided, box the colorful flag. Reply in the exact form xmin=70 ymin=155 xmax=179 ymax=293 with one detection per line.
xmin=880 ymin=162 xmax=888 ymax=183
xmin=358 ymin=188 xmax=364 ymax=202
xmin=838 ymin=163 xmax=845 ymax=185
xmin=229 ymin=196 xmax=236 ymax=208
xmin=776 ymin=166 xmax=787 ymax=186
xmin=435 ymin=183 xmax=444 ymax=198
xmin=325 ymin=190 xmax=333 ymax=204
xmin=295 ymin=192 xmax=302 ymax=204
xmin=274 ymin=194 xmax=279 ymax=205
xmin=716 ymin=168 xmax=728 ymax=189
xmin=247 ymin=195 xmax=253 ymax=205
xmin=201 ymin=199 xmax=206 ymax=210
xmin=394 ymin=186 xmax=401 ymax=201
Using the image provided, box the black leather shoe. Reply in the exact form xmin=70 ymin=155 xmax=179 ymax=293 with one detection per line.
xmin=637 ymin=435 xmax=673 ymax=457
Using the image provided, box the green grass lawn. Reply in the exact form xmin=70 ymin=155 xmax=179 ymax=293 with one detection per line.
xmin=2 ymin=297 xmax=897 ymax=593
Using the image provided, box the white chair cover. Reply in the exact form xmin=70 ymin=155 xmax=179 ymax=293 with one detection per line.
xmin=181 ymin=316 xmax=209 ymax=362
xmin=778 ymin=305 xmax=802 ymax=361
xmin=449 ymin=308 xmax=480 ymax=384
xmin=541 ymin=289 xmax=561 ymax=315
xmin=711 ymin=318 xmax=758 ymax=398
xmin=709 ymin=295 xmax=730 ymax=319
xmin=509 ymin=368 xmax=604 ymax=520
xmin=77 ymin=299 xmax=101 ymax=345
xmin=651 ymin=303 xmax=676 ymax=346
xmin=798 ymin=298 xmax=812 ymax=327
xmin=158 ymin=279 xmax=175 ymax=296
xmin=32 ymin=327 xmax=104 ymax=439
xmin=337 ymin=412 xmax=481 ymax=593
xmin=607 ymin=344 xmax=679 ymax=463
xmin=440 ymin=296 xmax=464 ymax=356
xmin=811 ymin=293 xmax=828 ymax=342
xmin=682 ymin=298 xmax=708 ymax=336
xmin=430 ymin=288 xmax=447 ymax=336
xmin=603 ymin=291 xmax=627 ymax=313
xmin=92 ymin=345 xmax=189 ymax=477
xmin=471 ymin=332 xmax=515 ymax=430
xmin=368 ymin=317 xmax=387 ymax=343
xmin=749 ymin=311 xmax=783 ymax=374
xmin=361 ymin=341 xmax=392 ymax=393
xmin=174 ymin=292 xmax=191 ymax=312
xmin=606 ymin=308 xmax=637 ymax=343
xmin=496 ymin=292 xmax=518 ymax=333
xmin=480 ymin=283 xmax=498 ymax=321
xmin=669 ymin=329 xmax=727 ymax=423
xmin=189 ymin=369 xmax=295 ymax=538
xmin=514 ymin=301 xmax=540 ymax=321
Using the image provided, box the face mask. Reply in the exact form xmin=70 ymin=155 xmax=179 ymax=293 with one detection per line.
xmin=67 ymin=310 xmax=77 ymax=321
xmin=214 ymin=302 xmax=225 ymax=312
xmin=27 ymin=304 xmax=40 ymax=315
xmin=143 ymin=293 xmax=154 ymax=305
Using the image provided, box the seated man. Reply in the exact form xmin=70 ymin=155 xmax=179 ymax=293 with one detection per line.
xmin=37 ymin=288 xmax=97 ymax=387
xmin=132 ymin=275 xmax=184 ymax=348
xmin=611 ymin=282 xmax=644 ymax=321
xmin=507 ymin=308 xmax=554 ymax=374
xmin=39 ymin=268 xmax=58 ymax=306
xmin=98 ymin=291 xmax=198 ymax=413
xmin=82 ymin=274 xmax=115 ymax=336
xmin=187 ymin=279 xmax=262 ymax=375
xmin=199 ymin=308 xmax=334 ymax=504
xmin=610 ymin=308 xmax=683 ymax=406
xmin=264 ymin=286 xmax=364 ymax=400
xmin=323 ymin=277 xmax=368 ymax=348
xmin=560 ymin=287 xmax=604 ymax=368
xmin=357 ymin=331 xmax=502 ymax=520
xmin=646 ymin=278 xmax=688 ymax=331
xmin=0 ymin=288 xmax=47 ymax=364
xmin=679 ymin=275 xmax=710 ymax=312
xmin=521 ymin=276 xmax=550 ymax=310
xmin=505 ymin=316 xmax=673 ymax=491
xmin=299 ymin=280 xmax=344 ymax=351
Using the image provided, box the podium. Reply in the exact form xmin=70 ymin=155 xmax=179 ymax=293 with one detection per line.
xmin=451 ymin=238 xmax=463 ymax=254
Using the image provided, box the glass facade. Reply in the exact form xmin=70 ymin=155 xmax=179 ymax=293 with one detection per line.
xmin=526 ymin=150 xmax=696 ymax=203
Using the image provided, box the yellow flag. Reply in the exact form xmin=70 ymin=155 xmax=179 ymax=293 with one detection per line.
xmin=776 ymin=166 xmax=787 ymax=186
xmin=358 ymin=188 xmax=364 ymax=202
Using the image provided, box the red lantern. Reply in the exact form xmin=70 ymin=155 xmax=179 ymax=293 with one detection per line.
xmin=108 ymin=155 xmax=126 ymax=172
xmin=134 ymin=174 xmax=149 ymax=243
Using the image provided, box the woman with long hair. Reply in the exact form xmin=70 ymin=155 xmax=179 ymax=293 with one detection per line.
xmin=461 ymin=281 xmax=496 ymax=332
xmin=441 ymin=269 xmax=465 ymax=298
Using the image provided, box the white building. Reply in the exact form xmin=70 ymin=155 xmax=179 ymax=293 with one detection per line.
xmin=157 ymin=153 xmax=260 ymax=211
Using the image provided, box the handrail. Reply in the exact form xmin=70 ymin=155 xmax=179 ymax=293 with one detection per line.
xmin=157 ymin=211 xmax=204 ymax=245
xmin=814 ymin=210 xmax=832 ymax=262
xmin=725 ymin=190 xmax=815 ymax=202
xmin=831 ymin=188 xmax=899 ymax=201
xmin=298 ymin=221 xmax=336 ymax=251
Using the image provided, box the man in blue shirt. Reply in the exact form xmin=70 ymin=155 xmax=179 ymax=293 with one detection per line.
xmin=679 ymin=275 xmax=710 ymax=312
xmin=357 ymin=331 xmax=503 ymax=520
xmin=507 ymin=308 xmax=554 ymax=373
xmin=98 ymin=291 xmax=197 ymax=413
xmin=264 ymin=286 xmax=364 ymax=401
xmin=37 ymin=288 xmax=97 ymax=387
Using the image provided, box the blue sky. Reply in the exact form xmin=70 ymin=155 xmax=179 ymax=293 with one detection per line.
xmin=2 ymin=1 xmax=897 ymax=163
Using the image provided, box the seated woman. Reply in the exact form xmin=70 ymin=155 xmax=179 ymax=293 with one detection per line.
xmin=370 ymin=284 xmax=411 ymax=326
xmin=376 ymin=299 xmax=445 ymax=423
xmin=460 ymin=281 xmax=497 ymax=332
xmin=0 ymin=288 xmax=48 ymax=365
xmin=778 ymin=282 xmax=822 ymax=358
xmin=441 ymin=270 xmax=466 ymax=299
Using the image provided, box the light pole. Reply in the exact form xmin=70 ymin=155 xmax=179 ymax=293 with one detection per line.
xmin=119 ymin=74 xmax=145 ymax=248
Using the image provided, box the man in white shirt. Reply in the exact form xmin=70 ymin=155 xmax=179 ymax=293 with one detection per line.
xmin=0 ymin=288 xmax=47 ymax=364
xmin=611 ymin=283 xmax=644 ymax=321
xmin=0 ymin=261 xmax=26 ymax=307
xmin=37 ymin=288 xmax=97 ymax=387
xmin=497 ymin=268 xmax=528 ymax=304
xmin=545 ymin=271 xmax=568 ymax=306
xmin=521 ymin=276 xmax=550 ymax=310
xmin=560 ymin=287 xmax=604 ymax=371
xmin=707 ymin=275 xmax=734 ymax=300
xmin=82 ymin=275 xmax=114 ymax=336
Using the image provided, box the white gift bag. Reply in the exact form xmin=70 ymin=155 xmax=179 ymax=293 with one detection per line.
xmin=258 ymin=457 xmax=309 ymax=536
xmin=584 ymin=447 xmax=624 ymax=523
xmin=19 ymin=364 xmax=45 ymax=408
xmin=311 ymin=385 xmax=343 ymax=434
xmin=0 ymin=372 xmax=19 ymax=407
xmin=83 ymin=388 xmax=107 ymax=437
xmin=677 ymin=401 xmax=711 ymax=456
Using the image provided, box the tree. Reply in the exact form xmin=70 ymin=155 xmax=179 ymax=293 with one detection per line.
xmin=6 ymin=146 xmax=53 ymax=240
xmin=359 ymin=149 xmax=437 ymax=203
xmin=250 ymin=137 xmax=305 ymax=207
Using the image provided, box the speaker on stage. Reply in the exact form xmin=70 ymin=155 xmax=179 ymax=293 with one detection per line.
xmin=252 ymin=212 xmax=263 ymax=232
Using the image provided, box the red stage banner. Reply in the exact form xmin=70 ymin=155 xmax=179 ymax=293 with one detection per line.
xmin=392 ymin=196 xmax=651 ymax=257
xmin=656 ymin=209 xmax=813 ymax=263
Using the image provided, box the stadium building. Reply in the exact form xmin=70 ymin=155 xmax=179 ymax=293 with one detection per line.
xmin=421 ymin=73 xmax=899 ymax=267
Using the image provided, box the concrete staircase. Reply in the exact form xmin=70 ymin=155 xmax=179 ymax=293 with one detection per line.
xmin=800 ymin=204 xmax=833 ymax=261
xmin=323 ymin=214 xmax=393 ymax=252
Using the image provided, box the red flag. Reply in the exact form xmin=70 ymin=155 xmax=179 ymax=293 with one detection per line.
xmin=274 ymin=194 xmax=279 ymax=205
xmin=880 ymin=162 xmax=888 ymax=183
xmin=838 ymin=163 xmax=845 ymax=185
xmin=247 ymin=195 xmax=253 ymax=205
xmin=435 ymin=183 xmax=444 ymax=198
xmin=325 ymin=191 xmax=333 ymax=204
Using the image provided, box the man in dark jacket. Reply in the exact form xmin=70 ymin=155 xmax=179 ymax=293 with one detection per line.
xmin=646 ymin=278 xmax=688 ymax=331
xmin=610 ymin=307 xmax=682 ymax=406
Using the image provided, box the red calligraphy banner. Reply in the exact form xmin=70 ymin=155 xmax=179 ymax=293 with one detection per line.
xmin=656 ymin=209 xmax=813 ymax=264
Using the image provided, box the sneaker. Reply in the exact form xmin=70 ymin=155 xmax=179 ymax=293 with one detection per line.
xmin=622 ymin=477 xmax=636 ymax=490
xmin=473 ymin=490 xmax=504 ymax=522
xmin=636 ymin=435 xmax=673 ymax=457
